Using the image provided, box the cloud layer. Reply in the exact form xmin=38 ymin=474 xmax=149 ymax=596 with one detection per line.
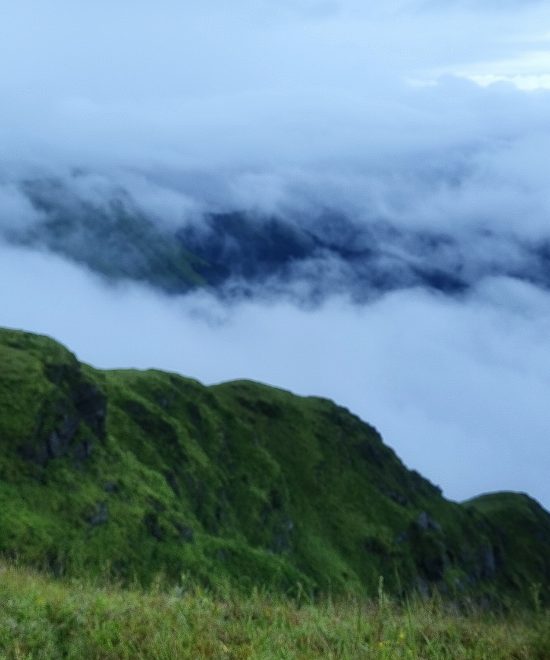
xmin=2 ymin=242 xmax=550 ymax=508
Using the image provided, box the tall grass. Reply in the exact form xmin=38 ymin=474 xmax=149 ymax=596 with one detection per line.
xmin=0 ymin=563 xmax=548 ymax=659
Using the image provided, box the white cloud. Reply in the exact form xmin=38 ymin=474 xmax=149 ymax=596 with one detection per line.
xmin=0 ymin=181 xmax=43 ymax=233
xmin=2 ymin=242 xmax=549 ymax=508
xmin=454 ymin=49 xmax=550 ymax=90
xmin=1 ymin=0 xmax=550 ymax=171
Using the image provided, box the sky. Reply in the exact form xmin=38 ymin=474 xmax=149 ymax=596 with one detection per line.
xmin=1 ymin=0 xmax=550 ymax=508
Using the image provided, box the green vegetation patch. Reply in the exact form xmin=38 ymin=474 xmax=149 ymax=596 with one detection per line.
xmin=1 ymin=326 xmax=550 ymax=609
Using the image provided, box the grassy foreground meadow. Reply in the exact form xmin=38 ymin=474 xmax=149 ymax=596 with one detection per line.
xmin=0 ymin=564 xmax=548 ymax=659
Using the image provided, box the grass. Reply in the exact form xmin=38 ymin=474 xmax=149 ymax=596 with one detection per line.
xmin=0 ymin=563 xmax=548 ymax=659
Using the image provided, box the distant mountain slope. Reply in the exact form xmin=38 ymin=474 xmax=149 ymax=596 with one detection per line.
xmin=5 ymin=176 xmax=550 ymax=303
xmin=13 ymin=178 xmax=205 ymax=292
xmin=1 ymin=326 xmax=549 ymax=605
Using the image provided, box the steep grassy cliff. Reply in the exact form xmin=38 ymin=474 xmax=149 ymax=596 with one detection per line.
xmin=0 ymin=327 xmax=548 ymax=606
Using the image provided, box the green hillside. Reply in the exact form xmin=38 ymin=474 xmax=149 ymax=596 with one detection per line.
xmin=0 ymin=327 xmax=549 ymax=606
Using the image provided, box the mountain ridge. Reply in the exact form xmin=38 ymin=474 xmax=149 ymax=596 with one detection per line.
xmin=5 ymin=175 xmax=550 ymax=304
xmin=0 ymin=325 xmax=549 ymax=607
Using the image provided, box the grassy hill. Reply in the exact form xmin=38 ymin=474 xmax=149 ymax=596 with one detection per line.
xmin=0 ymin=326 xmax=549 ymax=607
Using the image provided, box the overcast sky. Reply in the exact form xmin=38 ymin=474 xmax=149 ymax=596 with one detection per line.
xmin=1 ymin=0 xmax=550 ymax=508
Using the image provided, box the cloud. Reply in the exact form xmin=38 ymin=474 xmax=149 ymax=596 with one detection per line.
xmin=0 ymin=182 xmax=42 ymax=235
xmin=1 ymin=0 xmax=550 ymax=172
xmin=2 ymin=3 xmax=550 ymax=255
xmin=2 ymin=241 xmax=549 ymax=509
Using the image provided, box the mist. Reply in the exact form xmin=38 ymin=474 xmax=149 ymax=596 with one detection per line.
xmin=2 ymin=242 xmax=549 ymax=508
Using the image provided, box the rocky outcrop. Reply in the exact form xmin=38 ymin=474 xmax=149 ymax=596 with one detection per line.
xmin=20 ymin=361 xmax=106 ymax=465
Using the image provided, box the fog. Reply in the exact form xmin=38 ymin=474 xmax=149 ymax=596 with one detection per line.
xmin=2 ymin=242 xmax=549 ymax=507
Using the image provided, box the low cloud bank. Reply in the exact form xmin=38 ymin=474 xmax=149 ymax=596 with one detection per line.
xmin=2 ymin=242 xmax=549 ymax=509
xmin=1 ymin=166 xmax=549 ymax=306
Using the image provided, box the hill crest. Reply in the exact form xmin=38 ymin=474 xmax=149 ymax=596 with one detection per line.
xmin=0 ymin=326 xmax=549 ymax=606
